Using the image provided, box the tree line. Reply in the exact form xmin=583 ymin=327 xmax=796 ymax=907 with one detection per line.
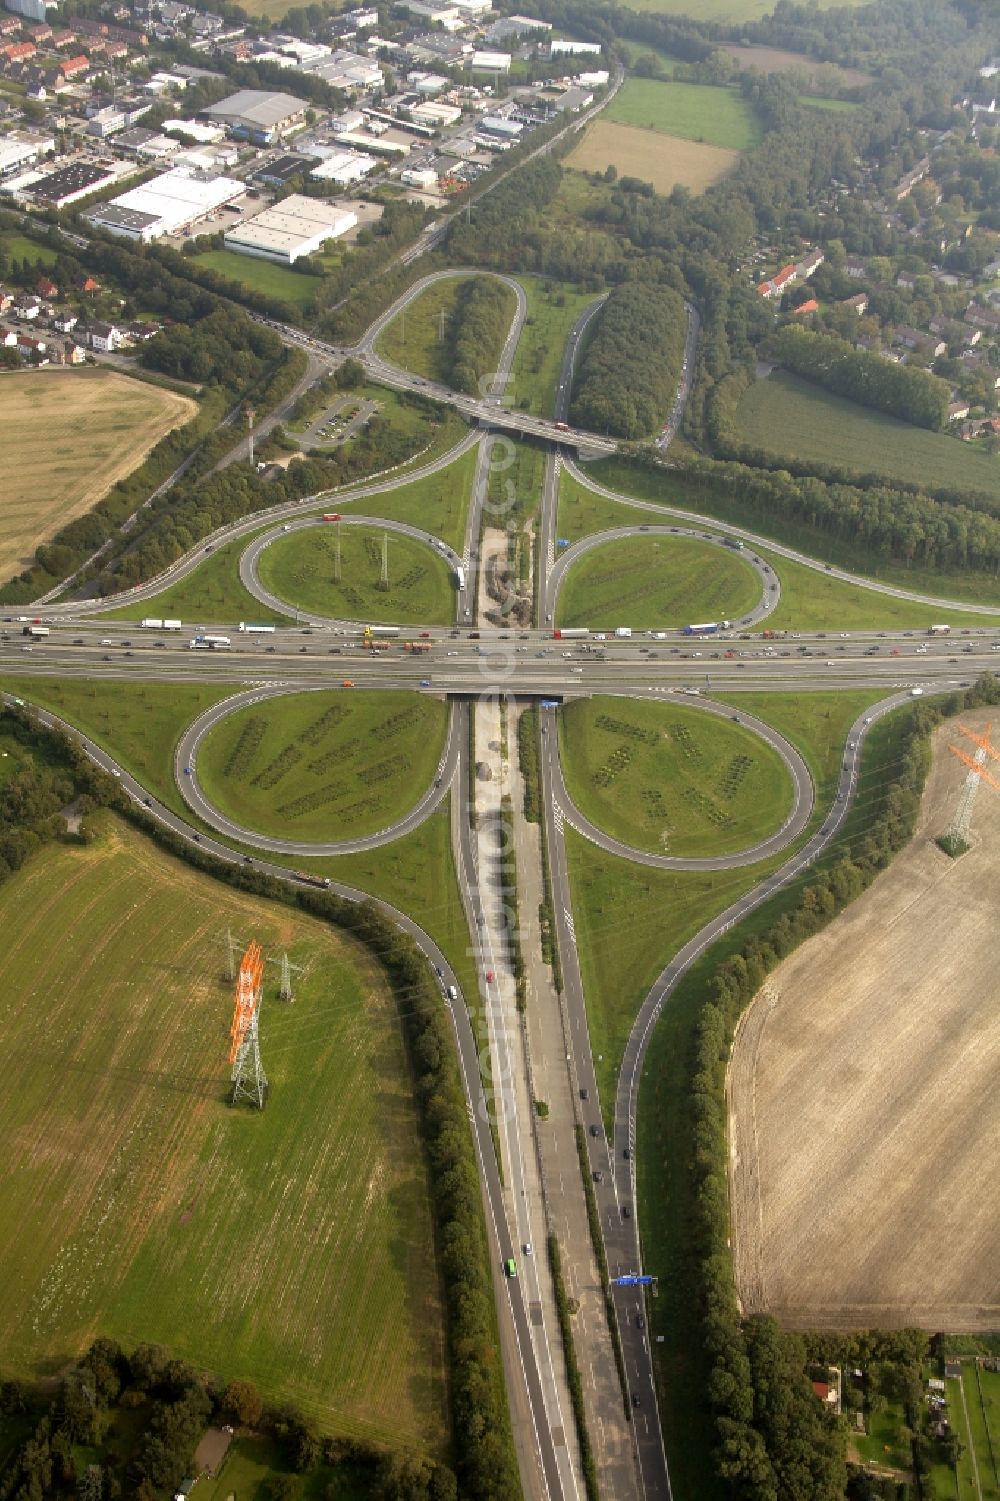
xmin=444 ymin=278 xmax=515 ymax=397
xmin=1 ymin=704 xmax=522 ymax=1500
xmin=569 ymin=282 xmax=686 ymax=439
xmin=616 ymin=448 xmax=1000 ymax=585
xmin=681 ymin=679 xmax=1000 ymax=1499
xmin=0 ymin=1337 xmax=458 ymax=1501
xmin=768 ymin=325 xmax=951 ymax=431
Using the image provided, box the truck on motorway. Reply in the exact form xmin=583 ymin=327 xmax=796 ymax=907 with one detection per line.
xmin=239 ymin=623 xmax=276 ymax=634
xmin=22 ymin=626 xmax=49 ymax=637
xmin=322 ymin=513 xmax=342 ymax=522
xmin=293 ymin=871 xmax=332 ymax=888
xmin=684 ymin=620 xmax=732 ymax=635
xmin=454 ymin=565 xmax=466 ymax=590
xmin=552 ymin=628 xmax=588 ymax=639
xmin=141 ymin=618 xmax=163 ymax=629
xmin=405 ymin=641 xmax=431 ymax=653
xmin=554 ymin=421 xmax=570 ymax=433
xmin=928 ymin=624 xmax=951 ymax=636
xmin=615 ymin=627 xmax=632 ymax=638
xmin=189 ymin=635 xmax=231 ymax=650
xmin=365 ymin=625 xmax=400 ymax=637
xmin=163 ymin=620 xmax=182 ymax=631
xmin=724 ymin=538 xmax=745 ymax=551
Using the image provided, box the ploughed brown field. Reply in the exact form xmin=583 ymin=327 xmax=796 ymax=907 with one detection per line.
xmin=728 ymin=710 xmax=1000 ymax=1331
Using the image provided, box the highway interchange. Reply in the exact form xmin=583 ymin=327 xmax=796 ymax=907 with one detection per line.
xmin=4 ymin=264 xmax=999 ymax=1501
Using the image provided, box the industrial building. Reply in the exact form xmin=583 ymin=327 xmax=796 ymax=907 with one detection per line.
xmin=223 ymin=194 xmax=357 ymax=264
xmin=84 ymin=166 xmax=243 ymax=242
xmin=308 ymin=149 xmax=376 ymax=184
xmin=471 ymin=49 xmax=511 ymax=73
xmin=0 ymin=131 xmax=54 ymax=179
xmin=31 ymin=159 xmax=119 ymax=207
xmin=203 ymin=89 xmax=307 ymax=143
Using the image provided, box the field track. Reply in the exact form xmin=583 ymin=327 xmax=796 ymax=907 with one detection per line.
xmin=729 ymin=712 xmax=1000 ymax=1331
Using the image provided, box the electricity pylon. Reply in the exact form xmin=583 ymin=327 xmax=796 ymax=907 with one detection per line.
xmin=215 ymin=926 xmax=246 ymax=983
xmin=229 ymin=941 xmax=267 ymax=1109
xmin=267 ymin=951 xmax=305 ymax=1002
xmin=945 ymin=722 xmax=1000 ymax=850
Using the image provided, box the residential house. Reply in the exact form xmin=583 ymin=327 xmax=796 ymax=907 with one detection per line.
xmin=0 ymin=326 xmax=17 ymax=346
xmin=54 ymin=338 xmax=85 ymax=364
xmin=26 ymin=23 xmax=52 ymax=41
xmin=50 ymin=29 xmax=78 ymax=46
xmin=2 ymin=40 xmax=35 ymax=61
xmin=78 ymin=275 xmax=99 ymax=294
xmin=0 ymin=17 xmax=20 ymax=36
xmin=17 ymin=332 xmax=47 ymax=359
xmin=36 ymin=275 xmax=58 ymax=299
xmin=843 ymin=292 xmax=869 ymax=315
xmin=0 ymin=288 xmax=12 ymax=313
xmin=59 ymin=54 xmax=90 ymax=78
xmin=797 ymin=247 xmax=825 ymax=278
xmin=893 ymin=156 xmax=930 ymax=199
xmin=52 ymin=309 xmax=78 ymax=331
xmin=960 ymin=351 xmax=1000 ymax=388
xmin=87 ymin=321 xmax=123 ymax=352
xmin=793 ymin=298 xmax=819 ymax=315
xmin=948 ymin=400 xmax=971 ymax=421
xmin=757 ymin=263 xmax=797 ymax=299
xmin=896 ymin=270 xmax=917 ymax=290
xmin=13 ymin=294 xmax=41 ymax=319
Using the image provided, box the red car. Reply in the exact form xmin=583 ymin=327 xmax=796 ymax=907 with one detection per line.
xmin=485 ymin=970 xmax=495 ymax=983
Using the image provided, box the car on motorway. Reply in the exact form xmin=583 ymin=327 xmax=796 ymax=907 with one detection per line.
xmin=636 ymin=1313 xmax=645 ymax=1330
xmin=523 ymin=1243 xmax=532 ymax=1256
xmin=420 ymin=679 xmax=431 ymax=687
xmin=485 ymin=969 xmax=495 ymax=982
xmin=621 ymin=1204 xmax=631 ymax=1219
xmin=579 ymin=1088 xmax=588 ymax=1100
xmin=504 ymin=1258 xmax=516 ymax=1278
xmin=590 ymin=1124 xmax=600 ymax=1138
xmin=631 ymin=1393 xmax=641 ymax=1409
xmin=342 ymin=680 xmax=355 ymax=687
xmin=592 ymin=1170 xmax=603 ymax=1183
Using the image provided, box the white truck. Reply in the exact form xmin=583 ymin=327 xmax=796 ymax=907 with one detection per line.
xmin=614 ymin=627 xmax=632 ymax=638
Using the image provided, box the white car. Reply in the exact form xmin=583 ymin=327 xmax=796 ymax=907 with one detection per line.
xmin=523 ymin=1243 xmax=532 ymax=1255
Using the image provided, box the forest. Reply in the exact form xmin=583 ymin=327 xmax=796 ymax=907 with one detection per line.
xmin=569 ymin=282 xmax=687 ymax=439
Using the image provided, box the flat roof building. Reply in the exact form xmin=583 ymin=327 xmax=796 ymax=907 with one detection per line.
xmin=471 ymin=50 xmax=511 ymax=72
xmin=308 ymin=149 xmax=376 ymax=183
xmin=223 ymin=193 xmax=357 ymax=264
xmin=31 ymin=159 xmax=118 ymax=207
xmin=203 ymin=88 xmax=307 ymax=142
xmin=85 ymin=166 xmax=243 ymax=241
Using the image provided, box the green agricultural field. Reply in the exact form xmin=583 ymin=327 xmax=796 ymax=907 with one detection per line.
xmin=557 ymin=533 xmax=761 ymax=630
xmin=0 ymin=818 xmax=447 ymax=1448
xmin=257 ymin=524 xmax=456 ymax=624
xmin=510 ymin=280 xmax=601 ymax=417
xmin=1 ymin=678 xmax=234 ymax=820
xmin=99 ymin=525 xmax=291 ymax=626
xmin=604 ymin=78 xmax=762 ymax=150
xmin=559 ymin=695 xmax=793 ymax=857
xmin=336 ymin=443 xmax=478 ymax=554
xmin=584 ymin=456 xmax=1000 ymax=605
xmin=735 ymin=370 xmax=1000 ymax=501
xmin=198 ymin=689 xmax=448 ymax=842
xmin=194 ymin=249 xmax=320 ymax=310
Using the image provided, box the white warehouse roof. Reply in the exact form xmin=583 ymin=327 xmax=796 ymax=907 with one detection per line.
xmin=89 ymin=167 xmax=243 ymax=240
xmin=309 ymin=150 xmax=377 ymax=182
xmin=224 ymin=194 xmax=358 ymax=263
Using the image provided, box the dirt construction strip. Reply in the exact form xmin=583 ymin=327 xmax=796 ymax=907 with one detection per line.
xmin=728 ymin=710 xmax=1000 ymax=1332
